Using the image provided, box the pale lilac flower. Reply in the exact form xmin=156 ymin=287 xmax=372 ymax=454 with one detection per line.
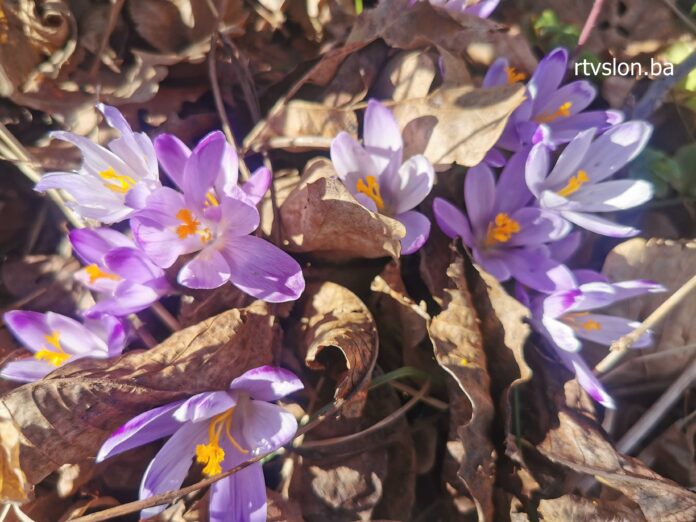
xmin=484 ymin=48 xmax=623 ymax=150
xmin=70 ymin=228 xmax=171 ymax=317
xmin=1 ymin=311 xmax=127 ymax=382
xmin=433 ymin=151 xmax=573 ymax=292
xmin=131 ymin=132 xmax=304 ymax=301
xmin=531 ymin=271 xmax=665 ymax=407
xmin=330 ymin=100 xmax=434 ymax=254
xmin=36 ymin=104 xmax=160 ymax=223
xmin=409 ymin=0 xmax=500 ymax=18
xmin=97 ymin=366 xmax=303 ymax=522
xmin=526 ymin=122 xmax=654 ymax=237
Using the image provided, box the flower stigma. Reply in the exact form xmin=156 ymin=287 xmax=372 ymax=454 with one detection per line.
xmin=98 ymin=167 xmax=136 ymax=194
xmin=356 ymin=175 xmax=385 ymax=211
xmin=484 ymin=213 xmax=521 ymax=246
xmin=34 ymin=331 xmax=70 ymax=367
xmin=195 ymin=408 xmax=249 ymax=477
xmin=535 ymin=102 xmax=572 ymax=124
xmin=505 ymin=66 xmax=527 ymax=84
xmin=557 ymin=170 xmax=589 ymax=197
xmin=85 ymin=264 xmax=122 ymax=284
xmin=176 ymin=209 xmax=213 ymax=244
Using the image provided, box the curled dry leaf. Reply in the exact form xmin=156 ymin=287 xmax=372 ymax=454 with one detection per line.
xmin=291 ymin=281 xmax=378 ymax=417
xmin=601 ymin=238 xmax=696 ymax=384
xmin=391 ymin=83 xmax=526 ymax=167
xmin=0 ymin=415 xmax=29 ymax=503
xmin=371 ymin=49 xmax=437 ymax=102
xmin=0 ymin=303 xmax=279 ymax=489
xmin=244 ymin=99 xmax=359 ymax=153
xmin=279 ymin=168 xmax=405 ymax=262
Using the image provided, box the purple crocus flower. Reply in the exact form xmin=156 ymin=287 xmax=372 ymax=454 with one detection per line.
xmin=526 ymin=122 xmax=653 ymax=237
xmin=330 ymin=100 xmax=434 ymax=255
xmin=96 ymin=366 xmax=303 ymax=521
xmin=1 ymin=311 xmax=127 ymax=382
xmin=484 ymin=48 xmax=623 ymax=151
xmin=131 ymin=132 xmax=304 ymax=301
xmin=433 ymin=151 xmax=573 ymax=292
xmin=531 ymin=270 xmax=665 ymax=407
xmin=409 ymin=0 xmax=500 ymax=18
xmin=35 ymin=104 xmax=160 ymax=223
xmin=69 ymin=228 xmax=171 ymax=317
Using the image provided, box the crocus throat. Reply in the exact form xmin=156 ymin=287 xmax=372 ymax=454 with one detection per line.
xmin=99 ymin=167 xmax=136 ymax=194
xmin=175 ymin=209 xmax=213 ymax=244
xmin=35 ymin=331 xmax=70 ymax=367
xmin=534 ymin=102 xmax=572 ymax=124
xmin=484 ymin=213 xmax=521 ymax=246
xmin=505 ymin=66 xmax=527 ymax=84
xmin=85 ymin=264 xmax=121 ymax=284
xmin=356 ymin=175 xmax=385 ymax=211
xmin=557 ymin=170 xmax=589 ymax=197
xmin=195 ymin=408 xmax=249 ymax=476
xmin=563 ymin=312 xmax=602 ymax=332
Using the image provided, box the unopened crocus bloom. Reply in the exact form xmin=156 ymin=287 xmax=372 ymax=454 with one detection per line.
xmin=531 ymin=271 xmax=665 ymax=407
xmin=484 ymin=48 xmax=623 ymax=150
xmin=433 ymin=151 xmax=573 ymax=292
xmin=36 ymin=104 xmax=160 ymax=223
xmin=97 ymin=366 xmax=303 ymax=522
xmin=131 ymin=132 xmax=304 ymax=301
xmin=1 ymin=311 xmax=126 ymax=382
xmin=70 ymin=228 xmax=171 ymax=317
xmin=526 ymin=121 xmax=653 ymax=237
xmin=330 ymin=100 xmax=434 ymax=254
xmin=409 ymin=0 xmax=500 ymax=18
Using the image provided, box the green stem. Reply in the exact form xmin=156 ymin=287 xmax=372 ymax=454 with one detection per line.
xmin=355 ymin=0 xmax=364 ymax=15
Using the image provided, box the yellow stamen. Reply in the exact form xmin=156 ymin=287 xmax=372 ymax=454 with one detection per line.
xmin=176 ymin=209 xmax=200 ymax=239
xmin=85 ymin=264 xmax=121 ymax=284
xmin=581 ymin=319 xmax=601 ymax=332
xmin=484 ymin=213 xmax=521 ymax=247
xmin=195 ymin=408 xmax=248 ymax=477
xmin=355 ymin=175 xmax=385 ymax=211
xmin=99 ymin=167 xmax=136 ymax=194
xmin=557 ymin=170 xmax=589 ymax=198
xmin=34 ymin=331 xmax=70 ymax=367
xmin=205 ymin=192 xmax=219 ymax=207
xmin=505 ymin=66 xmax=527 ymax=84
xmin=535 ymin=101 xmax=572 ymax=124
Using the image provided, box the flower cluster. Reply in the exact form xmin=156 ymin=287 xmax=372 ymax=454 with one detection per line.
xmin=433 ymin=48 xmax=664 ymax=406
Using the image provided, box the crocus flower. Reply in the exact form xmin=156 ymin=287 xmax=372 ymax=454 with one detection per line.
xmin=409 ymin=0 xmax=500 ymax=18
xmin=433 ymin=151 xmax=573 ymax=292
xmin=526 ymin=121 xmax=653 ymax=237
xmin=1 ymin=311 xmax=127 ymax=382
xmin=131 ymin=132 xmax=304 ymax=301
xmin=484 ymin=48 xmax=623 ymax=150
xmin=97 ymin=366 xmax=303 ymax=521
xmin=70 ymin=228 xmax=171 ymax=317
xmin=330 ymin=100 xmax=434 ymax=254
xmin=36 ymin=104 xmax=160 ymax=223
xmin=531 ymin=271 xmax=665 ymax=407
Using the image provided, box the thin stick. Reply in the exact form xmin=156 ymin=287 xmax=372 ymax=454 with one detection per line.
xmin=633 ymin=50 xmax=696 ymax=119
xmin=0 ymin=504 xmax=10 ymax=522
xmin=660 ymin=0 xmax=696 ymax=34
xmin=576 ymin=0 xmax=606 ymax=54
xmin=595 ymin=273 xmax=696 ymax=376
xmin=151 ymin=302 xmax=181 ymax=332
xmin=88 ymin=0 xmax=126 ymax=76
xmin=616 ymin=356 xmax=696 ymax=454
xmin=390 ymin=380 xmax=447 ymax=411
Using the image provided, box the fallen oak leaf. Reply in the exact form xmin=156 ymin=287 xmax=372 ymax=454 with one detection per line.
xmin=0 ymin=302 xmax=279 ymax=490
xmin=279 ymin=166 xmax=405 ymax=262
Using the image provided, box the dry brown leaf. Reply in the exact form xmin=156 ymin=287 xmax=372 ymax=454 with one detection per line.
xmin=638 ymin=412 xmax=696 ymax=488
xmin=0 ymin=415 xmax=29 ymax=503
xmin=291 ymin=282 xmax=378 ymax=417
xmin=392 ymin=83 xmax=526 ymax=167
xmin=279 ymin=172 xmax=405 ymax=262
xmin=244 ymin=99 xmax=358 ymax=152
xmin=601 ymin=238 xmax=696 ymax=384
xmin=536 ymin=494 xmax=644 ymax=521
xmin=0 ymin=303 xmax=279 ymax=489
xmin=267 ymin=489 xmax=304 ymax=522
xmin=371 ymin=49 xmax=437 ymax=102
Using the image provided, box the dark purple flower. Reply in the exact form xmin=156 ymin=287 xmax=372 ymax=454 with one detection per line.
xmin=97 ymin=366 xmax=303 ymax=522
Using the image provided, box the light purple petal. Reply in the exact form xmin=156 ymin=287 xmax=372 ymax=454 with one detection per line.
xmin=87 ymin=282 xmax=161 ymax=317
xmin=0 ymin=359 xmax=53 ymax=382
xmin=104 ymin=247 xmax=164 ymax=283
xmin=238 ymin=400 xmax=298 ymax=455
xmin=580 ymin=121 xmax=652 ymax=183
xmin=131 ymin=216 xmax=186 ymax=268
xmin=178 ymin=248 xmax=231 ymax=290
xmin=184 ymin=132 xmax=235 ymax=210
xmin=209 ymin=463 xmax=267 ymax=522
xmin=544 ymin=128 xmax=596 ymax=189
xmin=218 ymin=196 xmax=261 ymax=237
xmin=569 ymin=179 xmax=653 ymax=212
xmin=330 ymin=132 xmax=378 ymax=194
xmin=45 ymin=312 xmax=107 ymax=356
xmin=223 ymin=235 xmax=304 ymax=303
xmin=140 ymin=421 xmax=208 ymax=518
xmin=69 ymin=228 xmax=134 ymax=264
xmin=571 ymin=313 xmax=653 ymax=348
xmin=363 ymin=100 xmax=403 ymax=181
xmin=433 ymin=197 xmax=473 ymax=245
xmin=542 ymin=315 xmax=581 ymax=352
xmin=83 ymin=314 xmax=128 ymax=357
xmin=464 ymin=163 xmax=495 ymax=235
xmin=154 ymin=133 xmax=191 ymax=189
xmin=548 ymin=230 xmax=582 ymax=264
xmin=474 ymin=251 xmax=512 ymax=282
xmin=525 ymin=143 xmax=551 ymax=197
xmin=173 ymin=391 xmax=237 ymax=423
xmin=96 ymin=401 xmax=184 ymax=462
xmin=229 ymin=366 xmax=304 ymax=401
xmin=535 ymin=80 xmax=596 ymax=120
xmin=505 ymin=248 xmax=572 ymax=293
xmin=4 ymin=310 xmax=51 ymax=352
xmin=389 ymin=154 xmax=434 ymax=214
xmin=611 ymin=280 xmax=666 ymax=302
xmin=241 ymin=167 xmax=272 ymax=205
xmin=506 ymin=207 xmax=571 ymax=247
xmin=556 ymin=349 xmax=615 ymax=409
xmin=545 ymin=110 xmax=623 ymax=145
xmin=560 ymin=211 xmax=639 ymax=238
xmin=543 ymin=289 xmax=582 ymax=319
xmin=528 ymin=48 xmax=568 ymax=110
xmin=395 ymin=210 xmax=430 ymax=255
xmin=483 ymin=57 xmax=509 ymax=88
xmin=464 ymin=0 xmax=500 ymax=18
xmin=494 ymin=149 xmax=533 ymax=214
